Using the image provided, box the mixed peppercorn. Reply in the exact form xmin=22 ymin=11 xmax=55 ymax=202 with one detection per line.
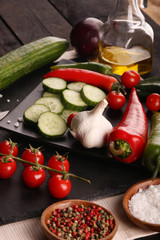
xmin=46 ymin=204 xmax=115 ymax=239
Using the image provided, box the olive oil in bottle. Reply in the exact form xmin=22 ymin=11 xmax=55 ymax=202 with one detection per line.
xmin=98 ymin=0 xmax=154 ymax=75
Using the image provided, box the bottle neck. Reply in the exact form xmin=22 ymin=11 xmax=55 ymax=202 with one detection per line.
xmin=108 ymin=0 xmax=145 ymax=24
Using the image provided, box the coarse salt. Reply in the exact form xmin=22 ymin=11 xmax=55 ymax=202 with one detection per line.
xmin=14 ymin=122 xmax=19 ymax=128
xmin=129 ymin=184 xmax=160 ymax=224
xmin=17 ymin=117 xmax=23 ymax=122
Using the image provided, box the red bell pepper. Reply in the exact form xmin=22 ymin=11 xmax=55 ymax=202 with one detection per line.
xmin=43 ymin=68 xmax=118 ymax=92
xmin=107 ymin=88 xmax=148 ymax=163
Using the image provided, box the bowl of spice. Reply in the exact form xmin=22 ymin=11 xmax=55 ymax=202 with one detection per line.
xmin=41 ymin=199 xmax=118 ymax=240
xmin=123 ymin=178 xmax=160 ymax=231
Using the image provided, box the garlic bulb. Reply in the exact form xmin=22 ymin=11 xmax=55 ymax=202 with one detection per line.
xmin=70 ymin=99 xmax=113 ymax=148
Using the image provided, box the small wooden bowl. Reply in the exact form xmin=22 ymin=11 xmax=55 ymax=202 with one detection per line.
xmin=41 ymin=199 xmax=118 ymax=240
xmin=123 ymin=178 xmax=160 ymax=231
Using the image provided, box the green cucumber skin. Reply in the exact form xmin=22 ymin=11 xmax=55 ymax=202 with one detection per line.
xmin=0 ymin=36 xmax=69 ymax=91
xmin=135 ymin=77 xmax=160 ymax=97
xmin=50 ymin=62 xmax=113 ymax=75
xmin=42 ymin=84 xmax=64 ymax=94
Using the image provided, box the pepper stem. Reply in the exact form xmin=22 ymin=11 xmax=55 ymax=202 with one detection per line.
xmin=152 ymin=156 xmax=160 ymax=181
xmin=108 ymin=140 xmax=132 ymax=159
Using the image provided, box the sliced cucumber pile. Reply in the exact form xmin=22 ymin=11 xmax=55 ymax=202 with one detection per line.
xmin=34 ymin=97 xmax=64 ymax=114
xmin=38 ymin=111 xmax=67 ymax=138
xmin=24 ymin=104 xmax=50 ymax=125
xmin=42 ymin=91 xmax=60 ymax=98
xmin=67 ymin=82 xmax=86 ymax=92
xmin=42 ymin=77 xmax=67 ymax=94
xmin=23 ymin=76 xmax=106 ymax=138
xmin=62 ymin=89 xmax=88 ymax=111
xmin=81 ymin=84 xmax=107 ymax=106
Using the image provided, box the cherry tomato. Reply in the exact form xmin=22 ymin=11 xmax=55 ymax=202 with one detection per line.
xmin=0 ymin=156 xmax=16 ymax=179
xmin=22 ymin=146 xmax=44 ymax=168
xmin=106 ymin=91 xmax=126 ymax=110
xmin=47 ymin=153 xmax=70 ymax=176
xmin=67 ymin=113 xmax=77 ymax=127
xmin=146 ymin=93 xmax=160 ymax=111
xmin=0 ymin=140 xmax=18 ymax=157
xmin=48 ymin=175 xmax=71 ymax=198
xmin=121 ymin=70 xmax=140 ymax=89
xmin=22 ymin=166 xmax=46 ymax=188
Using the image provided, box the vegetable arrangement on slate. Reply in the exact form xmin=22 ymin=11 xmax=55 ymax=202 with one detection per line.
xmin=0 ymin=32 xmax=160 ymax=200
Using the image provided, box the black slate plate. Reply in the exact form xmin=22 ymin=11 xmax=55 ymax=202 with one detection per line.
xmin=0 ymin=82 xmax=107 ymax=158
xmin=0 ymin=65 xmax=127 ymax=159
xmin=0 ymin=58 xmax=150 ymax=159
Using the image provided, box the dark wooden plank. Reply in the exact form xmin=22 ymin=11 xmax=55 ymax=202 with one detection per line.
xmin=0 ymin=17 xmax=21 ymax=56
xmin=0 ymin=0 xmax=72 ymax=45
xmin=50 ymin=0 xmax=114 ymax=26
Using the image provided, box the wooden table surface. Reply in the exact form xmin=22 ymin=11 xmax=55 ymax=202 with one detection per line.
xmin=0 ymin=1 xmax=160 ymax=239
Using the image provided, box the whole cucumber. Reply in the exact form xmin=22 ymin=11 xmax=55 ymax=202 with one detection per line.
xmin=0 ymin=36 xmax=69 ymax=91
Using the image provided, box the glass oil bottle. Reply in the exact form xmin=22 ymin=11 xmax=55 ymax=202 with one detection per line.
xmin=98 ymin=0 xmax=154 ymax=75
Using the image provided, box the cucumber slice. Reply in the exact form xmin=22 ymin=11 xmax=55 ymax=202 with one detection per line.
xmin=62 ymin=89 xmax=88 ymax=111
xmin=60 ymin=109 xmax=78 ymax=122
xmin=24 ymin=104 xmax=50 ymax=125
xmin=34 ymin=97 xmax=64 ymax=114
xmin=42 ymin=77 xmax=67 ymax=94
xmin=42 ymin=91 xmax=61 ymax=98
xmin=67 ymin=82 xmax=86 ymax=92
xmin=37 ymin=111 xmax=67 ymax=137
xmin=81 ymin=84 xmax=106 ymax=106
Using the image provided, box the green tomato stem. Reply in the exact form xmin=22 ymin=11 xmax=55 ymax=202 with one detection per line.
xmin=0 ymin=152 xmax=91 ymax=184
xmin=68 ymin=173 xmax=91 ymax=184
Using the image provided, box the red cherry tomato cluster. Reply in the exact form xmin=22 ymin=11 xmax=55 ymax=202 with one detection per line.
xmin=0 ymin=141 xmax=72 ymax=199
xmin=105 ymin=70 xmax=141 ymax=110
xmin=106 ymin=70 xmax=159 ymax=112
xmin=0 ymin=140 xmax=18 ymax=179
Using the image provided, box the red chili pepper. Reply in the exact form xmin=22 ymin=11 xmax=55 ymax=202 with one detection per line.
xmin=43 ymin=68 xmax=118 ymax=92
xmin=107 ymin=88 xmax=148 ymax=163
